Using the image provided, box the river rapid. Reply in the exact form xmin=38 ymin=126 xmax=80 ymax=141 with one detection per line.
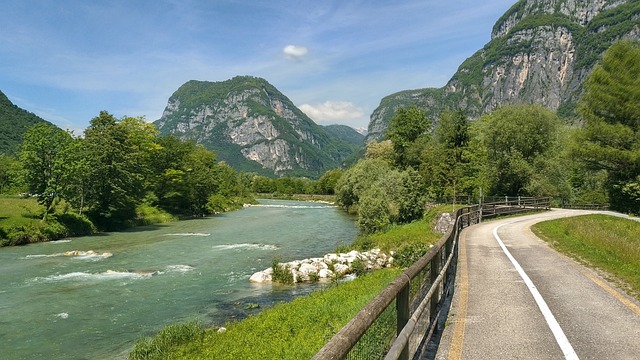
xmin=0 ymin=199 xmax=357 ymax=359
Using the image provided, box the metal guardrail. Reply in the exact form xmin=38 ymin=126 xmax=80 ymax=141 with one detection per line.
xmin=313 ymin=198 xmax=550 ymax=360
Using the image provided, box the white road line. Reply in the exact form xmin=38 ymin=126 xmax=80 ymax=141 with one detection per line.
xmin=493 ymin=223 xmax=580 ymax=360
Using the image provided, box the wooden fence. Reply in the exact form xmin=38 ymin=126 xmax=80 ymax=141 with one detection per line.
xmin=313 ymin=198 xmax=550 ymax=360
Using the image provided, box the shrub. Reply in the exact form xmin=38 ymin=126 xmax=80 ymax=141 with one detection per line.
xmin=135 ymin=204 xmax=176 ymax=226
xmin=394 ymin=243 xmax=431 ymax=268
xmin=350 ymin=258 xmax=367 ymax=276
xmin=271 ymin=257 xmax=294 ymax=285
xmin=54 ymin=213 xmax=96 ymax=236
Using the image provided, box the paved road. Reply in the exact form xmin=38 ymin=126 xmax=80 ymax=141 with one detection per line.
xmin=437 ymin=209 xmax=640 ymax=360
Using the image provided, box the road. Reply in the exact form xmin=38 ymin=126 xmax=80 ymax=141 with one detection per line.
xmin=436 ymin=209 xmax=640 ymax=360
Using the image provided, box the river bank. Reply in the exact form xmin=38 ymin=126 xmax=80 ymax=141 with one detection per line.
xmin=0 ymin=195 xmax=254 ymax=247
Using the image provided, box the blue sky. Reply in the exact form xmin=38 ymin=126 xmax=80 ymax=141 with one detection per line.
xmin=1 ymin=0 xmax=515 ymax=133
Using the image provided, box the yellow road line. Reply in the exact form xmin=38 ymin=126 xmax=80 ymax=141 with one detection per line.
xmin=448 ymin=230 xmax=468 ymax=360
xmin=526 ymin=222 xmax=640 ymax=316
xmin=579 ymin=267 xmax=640 ymax=316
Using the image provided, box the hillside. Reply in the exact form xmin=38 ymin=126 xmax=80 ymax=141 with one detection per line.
xmin=366 ymin=0 xmax=640 ymax=142
xmin=0 ymin=90 xmax=53 ymax=155
xmin=154 ymin=76 xmax=363 ymax=178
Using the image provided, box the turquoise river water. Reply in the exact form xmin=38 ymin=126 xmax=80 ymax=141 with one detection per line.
xmin=0 ymin=199 xmax=357 ymax=359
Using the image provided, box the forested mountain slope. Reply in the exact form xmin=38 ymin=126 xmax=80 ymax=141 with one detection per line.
xmin=0 ymin=90 xmax=54 ymax=155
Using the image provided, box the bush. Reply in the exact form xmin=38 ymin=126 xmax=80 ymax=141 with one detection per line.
xmin=350 ymin=258 xmax=367 ymax=276
xmin=271 ymin=257 xmax=294 ymax=285
xmin=394 ymin=243 xmax=431 ymax=268
xmin=55 ymin=213 xmax=96 ymax=236
xmin=135 ymin=204 xmax=177 ymax=226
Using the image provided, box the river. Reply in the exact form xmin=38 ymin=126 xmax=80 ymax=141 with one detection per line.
xmin=0 ymin=199 xmax=357 ymax=359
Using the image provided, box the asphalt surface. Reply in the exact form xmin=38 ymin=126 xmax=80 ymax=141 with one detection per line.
xmin=436 ymin=209 xmax=640 ymax=360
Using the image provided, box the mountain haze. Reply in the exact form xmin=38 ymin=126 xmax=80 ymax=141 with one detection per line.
xmin=154 ymin=76 xmax=363 ymax=177
xmin=366 ymin=0 xmax=640 ymax=142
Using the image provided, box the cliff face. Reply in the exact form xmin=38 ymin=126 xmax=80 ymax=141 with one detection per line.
xmin=367 ymin=0 xmax=640 ymax=142
xmin=154 ymin=76 xmax=362 ymax=177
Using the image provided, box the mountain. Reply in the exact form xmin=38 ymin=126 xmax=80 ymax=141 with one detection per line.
xmin=0 ymin=90 xmax=53 ymax=155
xmin=154 ymin=76 xmax=363 ymax=178
xmin=322 ymin=124 xmax=365 ymax=146
xmin=366 ymin=0 xmax=640 ymax=142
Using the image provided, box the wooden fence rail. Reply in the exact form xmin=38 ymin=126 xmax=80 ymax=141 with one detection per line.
xmin=313 ymin=197 xmax=550 ymax=360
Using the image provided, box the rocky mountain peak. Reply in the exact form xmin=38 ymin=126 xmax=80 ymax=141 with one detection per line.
xmin=154 ymin=76 xmax=362 ymax=177
xmin=366 ymin=0 xmax=639 ymax=143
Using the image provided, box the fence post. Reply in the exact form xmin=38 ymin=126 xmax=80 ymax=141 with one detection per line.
xmin=430 ymin=250 xmax=441 ymax=322
xmin=397 ymin=282 xmax=410 ymax=360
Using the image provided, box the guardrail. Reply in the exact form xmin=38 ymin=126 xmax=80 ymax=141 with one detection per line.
xmin=313 ymin=198 xmax=550 ymax=360
xmin=481 ymin=197 xmax=550 ymax=219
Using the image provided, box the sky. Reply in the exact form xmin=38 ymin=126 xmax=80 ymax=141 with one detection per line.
xmin=0 ymin=0 xmax=516 ymax=133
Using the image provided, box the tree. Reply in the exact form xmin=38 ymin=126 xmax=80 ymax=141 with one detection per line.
xmin=183 ymin=146 xmax=219 ymax=216
xmin=0 ymin=154 xmax=23 ymax=194
xmin=478 ymin=104 xmax=563 ymax=196
xmin=357 ymin=169 xmax=424 ymax=233
xmin=385 ymin=106 xmax=431 ymax=168
xmin=419 ymin=110 xmax=472 ymax=199
xmin=60 ymin=137 xmax=91 ymax=214
xmin=316 ymin=169 xmax=343 ymax=195
xmin=335 ymin=158 xmax=391 ymax=211
xmin=150 ymin=135 xmax=198 ymax=214
xmin=575 ymin=39 xmax=640 ymax=213
xmin=83 ymin=112 xmax=157 ymax=229
xmin=18 ymin=123 xmax=73 ymax=217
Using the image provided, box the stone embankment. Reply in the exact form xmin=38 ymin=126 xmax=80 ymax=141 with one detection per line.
xmin=250 ymin=249 xmax=393 ymax=284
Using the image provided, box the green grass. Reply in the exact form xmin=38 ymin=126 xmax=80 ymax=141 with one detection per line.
xmin=532 ymin=214 xmax=640 ymax=299
xmin=349 ymin=205 xmax=454 ymax=253
xmin=0 ymin=196 xmax=43 ymax=228
xmin=129 ymin=268 xmax=402 ymax=360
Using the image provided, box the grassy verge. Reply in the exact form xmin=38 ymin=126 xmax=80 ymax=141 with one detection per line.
xmin=531 ymin=214 xmax=640 ymax=299
xmin=344 ymin=205 xmax=456 ymax=267
xmin=129 ymin=268 xmax=402 ymax=360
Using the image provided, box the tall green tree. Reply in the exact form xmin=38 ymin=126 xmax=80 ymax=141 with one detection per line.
xmin=385 ymin=106 xmax=431 ymax=168
xmin=575 ymin=39 xmax=640 ymax=213
xmin=83 ymin=112 xmax=157 ymax=229
xmin=316 ymin=168 xmax=344 ymax=195
xmin=419 ymin=110 xmax=472 ymax=199
xmin=183 ymin=146 xmax=219 ymax=216
xmin=60 ymin=137 xmax=91 ymax=214
xmin=18 ymin=123 xmax=73 ymax=217
xmin=478 ymin=104 xmax=564 ymax=196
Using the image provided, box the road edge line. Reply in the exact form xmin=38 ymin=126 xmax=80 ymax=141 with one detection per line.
xmin=493 ymin=223 xmax=580 ymax=360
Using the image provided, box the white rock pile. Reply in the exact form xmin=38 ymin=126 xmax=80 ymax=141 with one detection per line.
xmin=249 ymin=249 xmax=393 ymax=284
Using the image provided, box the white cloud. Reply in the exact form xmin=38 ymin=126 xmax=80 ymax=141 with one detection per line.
xmin=283 ymin=45 xmax=308 ymax=59
xmin=299 ymin=101 xmax=364 ymax=123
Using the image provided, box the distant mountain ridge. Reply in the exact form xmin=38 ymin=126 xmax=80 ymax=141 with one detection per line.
xmin=154 ymin=76 xmax=363 ymax=177
xmin=366 ymin=0 xmax=640 ymax=142
xmin=0 ymin=90 xmax=54 ymax=155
